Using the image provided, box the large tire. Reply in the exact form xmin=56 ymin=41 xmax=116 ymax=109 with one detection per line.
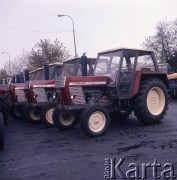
xmin=110 ymin=110 xmax=132 ymax=120
xmin=0 ymin=97 xmax=9 ymax=124
xmin=53 ymin=107 xmax=78 ymax=130
xmin=80 ymin=105 xmax=110 ymax=138
xmin=41 ymin=103 xmax=56 ymax=127
xmin=23 ymin=106 xmax=42 ymax=123
xmin=0 ymin=113 xmax=4 ymax=150
xmin=132 ymin=78 xmax=168 ymax=124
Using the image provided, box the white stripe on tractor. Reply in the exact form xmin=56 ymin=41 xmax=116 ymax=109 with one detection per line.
xmin=69 ymin=81 xmax=107 ymax=86
xmin=33 ymin=84 xmax=55 ymax=88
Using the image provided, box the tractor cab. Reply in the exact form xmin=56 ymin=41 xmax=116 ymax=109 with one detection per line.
xmin=94 ymin=48 xmax=161 ymax=99
xmin=21 ymin=63 xmax=63 ymax=123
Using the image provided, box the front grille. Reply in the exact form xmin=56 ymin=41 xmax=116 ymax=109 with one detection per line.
xmin=15 ymin=89 xmax=26 ymax=102
xmin=55 ymin=76 xmax=66 ymax=88
xmin=69 ymin=86 xmax=86 ymax=104
xmin=33 ymin=88 xmax=48 ymax=102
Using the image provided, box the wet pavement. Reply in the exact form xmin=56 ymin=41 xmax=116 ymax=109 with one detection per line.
xmin=0 ymin=99 xmax=177 ymax=180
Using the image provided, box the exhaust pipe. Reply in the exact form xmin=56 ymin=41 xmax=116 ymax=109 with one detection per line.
xmin=12 ymin=76 xmax=15 ymax=84
xmin=16 ymin=74 xmax=20 ymax=83
xmin=44 ymin=64 xmax=49 ymax=80
xmin=24 ymin=69 xmax=29 ymax=81
xmin=19 ymin=72 xmax=24 ymax=83
xmin=81 ymin=53 xmax=87 ymax=76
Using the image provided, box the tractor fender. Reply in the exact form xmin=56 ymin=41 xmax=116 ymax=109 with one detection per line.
xmin=131 ymin=72 xmax=169 ymax=98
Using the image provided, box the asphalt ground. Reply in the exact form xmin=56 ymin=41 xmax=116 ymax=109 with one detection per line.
xmin=0 ymin=99 xmax=177 ymax=180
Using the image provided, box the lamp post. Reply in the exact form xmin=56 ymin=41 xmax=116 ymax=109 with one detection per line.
xmin=57 ymin=14 xmax=77 ymax=57
xmin=1 ymin=52 xmax=11 ymax=77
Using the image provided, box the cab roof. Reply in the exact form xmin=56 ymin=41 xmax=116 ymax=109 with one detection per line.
xmin=98 ymin=47 xmax=154 ymax=55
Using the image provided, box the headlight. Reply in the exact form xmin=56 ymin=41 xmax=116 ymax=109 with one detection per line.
xmin=33 ymin=94 xmax=37 ymax=99
xmin=71 ymin=94 xmax=76 ymax=99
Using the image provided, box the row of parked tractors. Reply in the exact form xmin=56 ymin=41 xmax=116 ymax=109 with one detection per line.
xmin=1 ymin=48 xmax=177 ymax=150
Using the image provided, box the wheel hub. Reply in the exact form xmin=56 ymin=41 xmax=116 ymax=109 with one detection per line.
xmin=59 ymin=111 xmax=75 ymax=126
xmin=88 ymin=111 xmax=106 ymax=132
xmin=30 ymin=108 xmax=40 ymax=121
xmin=147 ymin=87 xmax=165 ymax=115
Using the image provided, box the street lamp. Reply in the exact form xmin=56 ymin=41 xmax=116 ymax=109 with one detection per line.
xmin=1 ymin=52 xmax=11 ymax=77
xmin=57 ymin=14 xmax=77 ymax=57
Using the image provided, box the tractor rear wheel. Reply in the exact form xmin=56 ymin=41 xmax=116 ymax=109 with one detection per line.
xmin=132 ymin=78 xmax=168 ymax=124
xmin=41 ymin=103 xmax=56 ymax=127
xmin=0 ymin=113 xmax=4 ymax=150
xmin=53 ymin=107 xmax=78 ymax=130
xmin=80 ymin=105 xmax=110 ymax=138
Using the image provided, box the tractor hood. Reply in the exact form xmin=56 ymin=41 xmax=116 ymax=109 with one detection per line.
xmin=24 ymin=80 xmax=56 ymax=103
xmin=55 ymin=76 xmax=111 ymax=106
xmin=55 ymin=76 xmax=110 ymax=89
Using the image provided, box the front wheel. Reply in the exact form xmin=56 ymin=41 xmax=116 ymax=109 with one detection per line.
xmin=80 ymin=105 xmax=110 ymax=138
xmin=23 ymin=106 xmax=42 ymax=123
xmin=132 ymin=78 xmax=168 ymax=124
xmin=0 ymin=113 xmax=4 ymax=150
xmin=41 ymin=103 xmax=56 ymax=127
xmin=53 ymin=107 xmax=78 ymax=130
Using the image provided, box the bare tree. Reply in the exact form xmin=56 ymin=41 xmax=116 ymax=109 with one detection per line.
xmin=4 ymin=50 xmax=30 ymax=76
xmin=142 ymin=19 xmax=177 ymax=71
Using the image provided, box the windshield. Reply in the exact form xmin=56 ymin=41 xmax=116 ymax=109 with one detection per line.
xmin=136 ymin=54 xmax=155 ymax=71
xmin=61 ymin=59 xmax=78 ymax=76
xmin=61 ymin=64 xmax=76 ymax=76
xmin=53 ymin=65 xmax=62 ymax=79
xmin=33 ymin=69 xmax=44 ymax=80
xmin=94 ymin=51 xmax=122 ymax=76
xmin=29 ymin=72 xmax=35 ymax=80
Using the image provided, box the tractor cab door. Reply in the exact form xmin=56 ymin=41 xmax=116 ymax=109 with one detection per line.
xmin=116 ymin=50 xmax=138 ymax=99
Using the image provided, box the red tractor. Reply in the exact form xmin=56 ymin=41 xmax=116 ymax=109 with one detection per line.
xmin=23 ymin=57 xmax=95 ymax=127
xmin=22 ymin=63 xmax=63 ymax=123
xmin=9 ymin=71 xmax=36 ymax=119
xmin=53 ymin=48 xmax=169 ymax=137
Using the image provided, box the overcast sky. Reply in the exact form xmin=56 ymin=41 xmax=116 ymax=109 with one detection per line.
xmin=0 ymin=0 xmax=177 ymax=69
